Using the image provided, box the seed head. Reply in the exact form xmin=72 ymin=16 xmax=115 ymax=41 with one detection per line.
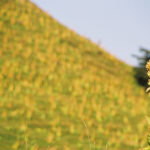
xmin=146 ymin=60 xmax=150 ymax=92
xmin=146 ymin=60 xmax=150 ymax=72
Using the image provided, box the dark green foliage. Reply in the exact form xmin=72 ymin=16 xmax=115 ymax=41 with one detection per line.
xmin=133 ymin=48 xmax=150 ymax=87
xmin=147 ymin=135 xmax=150 ymax=146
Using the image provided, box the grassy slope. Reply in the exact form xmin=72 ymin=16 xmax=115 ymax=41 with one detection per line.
xmin=0 ymin=0 xmax=150 ymax=149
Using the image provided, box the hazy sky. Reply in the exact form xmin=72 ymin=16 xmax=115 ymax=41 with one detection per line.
xmin=31 ymin=0 xmax=150 ymax=66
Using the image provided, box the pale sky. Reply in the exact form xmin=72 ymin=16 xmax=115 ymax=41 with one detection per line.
xmin=31 ymin=0 xmax=150 ymax=66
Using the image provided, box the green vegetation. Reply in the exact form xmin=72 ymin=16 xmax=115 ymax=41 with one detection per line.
xmin=0 ymin=0 xmax=150 ymax=149
xmin=144 ymin=62 xmax=150 ymax=150
xmin=133 ymin=48 xmax=150 ymax=87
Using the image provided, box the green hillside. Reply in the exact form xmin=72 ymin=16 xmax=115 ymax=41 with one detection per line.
xmin=0 ymin=0 xmax=150 ymax=149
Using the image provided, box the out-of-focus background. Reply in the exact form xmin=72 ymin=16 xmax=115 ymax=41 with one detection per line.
xmin=1 ymin=0 xmax=150 ymax=150
xmin=32 ymin=0 xmax=150 ymax=66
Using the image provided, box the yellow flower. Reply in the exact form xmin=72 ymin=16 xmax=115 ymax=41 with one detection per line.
xmin=148 ymin=71 xmax=150 ymax=77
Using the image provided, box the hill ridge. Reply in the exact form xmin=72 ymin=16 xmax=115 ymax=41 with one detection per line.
xmin=0 ymin=0 xmax=149 ymax=149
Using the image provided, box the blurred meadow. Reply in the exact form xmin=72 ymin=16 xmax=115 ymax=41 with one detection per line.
xmin=0 ymin=0 xmax=150 ymax=150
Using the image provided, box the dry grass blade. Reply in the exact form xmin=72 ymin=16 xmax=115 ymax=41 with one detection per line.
xmin=81 ymin=119 xmax=92 ymax=150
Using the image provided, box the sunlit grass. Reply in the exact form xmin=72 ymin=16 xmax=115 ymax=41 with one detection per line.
xmin=0 ymin=0 xmax=150 ymax=149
